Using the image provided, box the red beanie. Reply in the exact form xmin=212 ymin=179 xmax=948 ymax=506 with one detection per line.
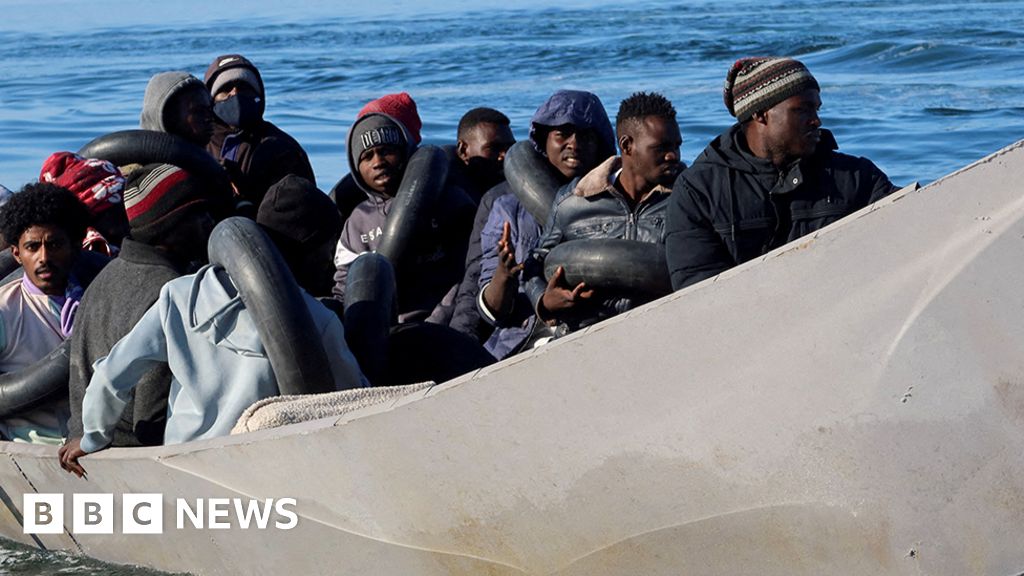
xmin=39 ymin=151 xmax=125 ymax=216
xmin=358 ymin=92 xmax=422 ymax=144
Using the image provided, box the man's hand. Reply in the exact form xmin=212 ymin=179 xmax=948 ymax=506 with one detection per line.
xmin=493 ymin=222 xmax=524 ymax=281
xmin=58 ymin=437 xmax=89 ymax=478
xmin=483 ymin=222 xmax=524 ymax=318
xmin=539 ymin=265 xmax=594 ymax=320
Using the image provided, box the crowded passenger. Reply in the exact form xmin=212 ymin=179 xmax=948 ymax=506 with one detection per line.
xmin=451 ymin=107 xmax=516 ymax=203
xmin=664 ymin=57 xmax=898 ymax=290
xmin=67 ymin=163 xmax=216 ymax=448
xmin=59 ymin=175 xmax=367 ymax=476
xmin=140 ymin=71 xmax=214 ymax=148
xmin=39 ymin=152 xmax=130 ymax=257
xmin=204 ymin=54 xmax=316 ymax=206
xmin=0 ymin=184 xmax=99 ymax=443
xmin=520 ymin=91 xmax=681 ymax=334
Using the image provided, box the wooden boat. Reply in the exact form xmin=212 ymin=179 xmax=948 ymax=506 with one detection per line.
xmin=1 ymin=139 xmax=1023 ymax=576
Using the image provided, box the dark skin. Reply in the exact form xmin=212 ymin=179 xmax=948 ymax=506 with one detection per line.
xmin=165 ymin=85 xmax=215 ymax=147
xmin=457 ymin=122 xmax=516 ymax=166
xmin=12 ymin=225 xmax=77 ymax=296
xmin=544 ymin=124 xmax=600 ymax=181
xmin=743 ymin=88 xmax=822 ymax=168
xmin=357 ymin=144 xmax=406 ymax=197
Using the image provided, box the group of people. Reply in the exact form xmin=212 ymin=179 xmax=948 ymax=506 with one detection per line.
xmin=0 ymin=53 xmax=897 ymax=476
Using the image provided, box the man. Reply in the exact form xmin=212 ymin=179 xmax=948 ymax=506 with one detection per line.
xmin=0 ymin=183 xmax=93 ymax=443
xmin=332 ymin=96 xmax=475 ymax=322
xmin=452 ymin=107 xmax=516 ymax=203
xmin=60 ymin=176 xmax=367 ymax=476
xmin=665 ymin=57 xmax=897 ymax=290
xmin=67 ymin=163 xmax=216 ymax=448
xmin=461 ymin=89 xmax=616 ymax=357
xmin=520 ymin=91 xmax=682 ymax=333
xmin=140 ymin=71 xmax=214 ymax=148
xmin=204 ymin=54 xmax=316 ymax=206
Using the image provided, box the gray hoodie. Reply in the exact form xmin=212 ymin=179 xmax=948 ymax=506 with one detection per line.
xmin=139 ymin=71 xmax=209 ymax=133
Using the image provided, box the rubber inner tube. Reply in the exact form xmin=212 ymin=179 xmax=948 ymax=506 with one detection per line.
xmin=381 ymin=322 xmax=495 ymax=387
xmin=78 ymin=130 xmax=234 ymax=215
xmin=544 ymin=238 xmax=673 ymax=298
xmin=207 ymin=217 xmax=335 ymax=395
xmin=0 ymin=251 xmax=18 ymax=281
xmin=504 ymin=140 xmax=563 ymax=225
xmin=374 ymin=145 xmax=449 ymax=266
xmin=0 ymin=340 xmax=71 ymax=418
xmin=343 ymin=252 xmax=397 ymax=386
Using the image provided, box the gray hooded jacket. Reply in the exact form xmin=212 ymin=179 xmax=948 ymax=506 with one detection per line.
xmin=139 ymin=71 xmax=209 ymax=133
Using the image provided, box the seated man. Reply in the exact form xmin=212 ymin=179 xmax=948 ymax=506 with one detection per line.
xmin=665 ymin=57 xmax=898 ymax=290
xmin=140 ymin=71 xmax=214 ymax=148
xmin=470 ymin=89 xmax=616 ymax=358
xmin=204 ymin=54 xmax=316 ymax=206
xmin=521 ymin=91 xmax=683 ymax=333
xmin=451 ymin=107 xmax=516 ymax=203
xmin=68 ymin=163 xmax=216 ymax=448
xmin=332 ymin=96 xmax=475 ymax=322
xmin=40 ymin=151 xmax=129 ymax=257
xmin=0 ymin=183 xmax=94 ymax=443
xmin=60 ymin=175 xmax=367 ymax=475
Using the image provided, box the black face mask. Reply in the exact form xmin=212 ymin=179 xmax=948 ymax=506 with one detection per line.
xmin=464 ymin=156 xmax=505 ymax=192
xmin=213 ymin=94 xmax=262 ymax=129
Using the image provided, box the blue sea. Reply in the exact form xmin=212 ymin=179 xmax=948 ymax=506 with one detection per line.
xmin=1 ymin=0 xmax=1023 ymax=573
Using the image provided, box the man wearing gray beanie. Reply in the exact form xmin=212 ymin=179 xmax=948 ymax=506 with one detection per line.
xmin=664 ymin=57 xmax=899 ymax=290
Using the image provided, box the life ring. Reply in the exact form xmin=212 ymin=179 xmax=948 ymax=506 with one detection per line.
xmin=0 ymin=340 xmax=71 ymax=418
xmin=544 ymin=239 xmax=673 ymax=298
xmin=342 ymin=252 xmax=397 ymax=386
xmin=374 ymin=145 xmax=449 ymax=266
xmin=207 ymin=217 xmax=335 ymax=395
xmin=504 ymin=140 xmax=562 ymax=225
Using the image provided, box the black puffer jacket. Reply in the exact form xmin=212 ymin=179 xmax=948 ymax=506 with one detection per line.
xmin=665 ymin=125 xmax=897 ymax=290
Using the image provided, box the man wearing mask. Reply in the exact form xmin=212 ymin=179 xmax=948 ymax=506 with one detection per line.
xmin=204 ymin=54 xmax=316 ymax=206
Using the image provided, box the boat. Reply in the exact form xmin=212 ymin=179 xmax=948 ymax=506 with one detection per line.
xmin=1 ymin=139 xmax=1023 ymax=576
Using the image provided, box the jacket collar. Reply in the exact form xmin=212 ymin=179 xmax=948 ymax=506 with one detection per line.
xmin=573 ymin=156 xmax=672 ymax=201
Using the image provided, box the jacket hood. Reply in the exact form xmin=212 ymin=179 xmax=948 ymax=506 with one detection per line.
xmin=346 ymin=112 xmax=418 ymax=197
xmin=140 ymin=72 xmax=210 ymax=133
xmin=186 ymin=264 xmax=265 ymax=356
xmin=695 ymin=123 xmax=839 ymax=174
xmin=529 ymin=90 xmax=616 ymax=161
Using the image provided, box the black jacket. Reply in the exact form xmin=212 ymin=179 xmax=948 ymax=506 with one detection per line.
xmin=665 ymin=125 xmax=897 ymax=290
xmin=207 ymin=119 xmax=316 ymax=206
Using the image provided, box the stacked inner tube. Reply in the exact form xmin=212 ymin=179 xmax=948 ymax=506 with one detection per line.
xmin=208 ymin=217 xmax=336 ymax=395
xmin=544 ymin=238 xmax=673 ymax=298
xmin=504 ymin=140 xmax=563 ymax=225
xmin=374 ymin=145 xmax=449 ymax=267
xmin=343 ymin=253 xmax=397 ymax=386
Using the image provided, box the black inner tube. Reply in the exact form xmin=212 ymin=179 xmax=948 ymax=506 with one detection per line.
xmin=374 ymin=145 xmax=449 ymax=266
xmin=0 ymin=251 xmax=18 ymax=282
xmin=544 ymin=238 xmax=673 ymax=298
xmin=0 ymin=340 xmax=71 ymax=418
xmin=207 ymin=217 xmax=336 ymax=395
xmin=504 ymin=140 xmax=563 ymax=225
xmin=343 ymin=252 xmax=397 ymax=386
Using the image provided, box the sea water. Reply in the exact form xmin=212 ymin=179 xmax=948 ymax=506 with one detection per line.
xmin=1 ymin=0 xmax=1023 ymax=573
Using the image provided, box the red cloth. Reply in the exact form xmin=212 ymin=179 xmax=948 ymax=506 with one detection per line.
xmin=358 ymin=92 xmax=422 ymax=144
xmin=39 ymin=152 xmax=125 ymax=216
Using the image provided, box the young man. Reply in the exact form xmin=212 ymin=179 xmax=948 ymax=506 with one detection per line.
xmin=452 ymin=107 xmax=516 ymax=203
xmin=204 ymin=54 xmax=316 ymax=206
xmin=665 ymin=57 xmax=897 ymax=290
xmin=67 ymin=163 xmax=216 ymax=448
xmin=140 ymin=71 xmax=215 ymax=148
xmin=332 ymin=95 xmax=475 ymax=322
xmin=520 ymin=91 xmax=683 ymax=334
xmin=60 ymin=176 xmax=367 ymax=476
xmin=0 ymin=183 xmax=94 ymax=443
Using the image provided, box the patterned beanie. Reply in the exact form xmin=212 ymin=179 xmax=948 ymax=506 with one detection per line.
xmin=723 ymin=57 xmax=819 ymax=122
xmin=358 ymin=92 xmax=422 ymax=144
xmin=123 ymin=163 xmax=209 ymax=244
xmin=348 ymin=114 xmax=409 ymax=167
xmin=39 ymin=151 xmax=125 ymax=216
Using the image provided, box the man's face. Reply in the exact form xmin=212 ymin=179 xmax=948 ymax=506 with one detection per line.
xmin=213 ymin=80 xmax=259 ymax=103
xmin=545 ymin=124 xmax=601 ymax=180
xmin=358 ymin=144 xmax=406 ymax=196
xmin=168 ymin=85 xmax=215 ymax=146
xmin=624 ymin=116 xmax=682 ymax=189
xmin=12 ymin=225 xmax=77 ymax=296
xmin=459 ymin=122 xmax=515 ymax=165
xmin=762 ymin=88 xmax=822 ymax=162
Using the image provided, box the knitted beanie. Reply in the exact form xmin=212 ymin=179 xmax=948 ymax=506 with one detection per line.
xmin=723 ymin=57 xmax=819 ymax=122
xmin=204 ymin=54 xmax=265 ymax=98
xmin=358 ymin=92 xmax=422 ymax=144
xmin=348 ymin=114 xmax=409 ymax=168
xmin=39 ymin=151 xmax=125 ymax=216
xmin=123 ymin=163 xmax=209 ymax=244
xmin=256 ymin=175 xmax=342 ymax=250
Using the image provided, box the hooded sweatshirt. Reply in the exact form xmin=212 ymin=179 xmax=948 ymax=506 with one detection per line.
xmin=140 ymin=72 xmax=210 ymax=134
xmin=333 ymin=113 xmax=475 ymax=322
xmin=80 ymin=264 xmax=367 ymax=451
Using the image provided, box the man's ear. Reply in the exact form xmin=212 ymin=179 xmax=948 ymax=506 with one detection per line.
xmin=456 ymin=139 xmax=470 ymax=162
xmin=618 ymin=134 xmax=633 ymax=156
xmin=751 ymin=109 xmax=770 ymax=126
xmin=10 ymin=244 xmax=20 ymax=265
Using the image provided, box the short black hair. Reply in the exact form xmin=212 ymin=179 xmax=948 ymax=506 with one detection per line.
xmin=0 ymin=182 xmax=91 ymax=247
xmin=457 ymin=107 xmax=511 ymax=139
xmin=615 ymin=92 xmax=677 ymax=138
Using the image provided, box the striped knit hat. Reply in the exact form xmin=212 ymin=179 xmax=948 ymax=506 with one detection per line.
xmin=723 ymin=57 xmax=819 ymax=122
xmin=123 ymin=163 xmax=208 ymax=243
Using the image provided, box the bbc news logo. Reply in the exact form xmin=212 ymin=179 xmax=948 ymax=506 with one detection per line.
xmin=23 ymin=494 xmax=298 ymax=535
